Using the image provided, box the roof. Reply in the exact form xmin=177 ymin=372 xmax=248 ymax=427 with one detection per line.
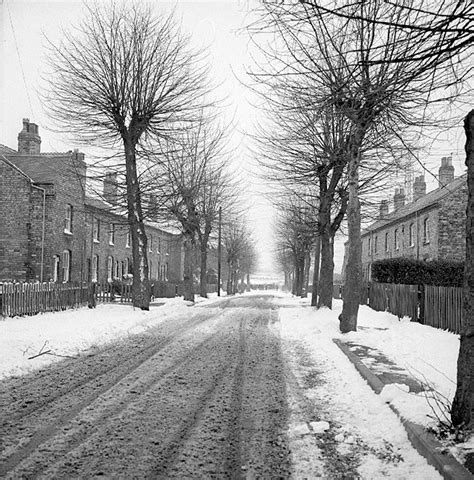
xmin=3 ymin=152 xmax=82 ymax=184
xmin=362 ymin=174 xmax=466 ymax=236
xmin=0 ymin=144 xmax=17 ymax=154
xmin=85 ymin=196 xmax=180 ymax=236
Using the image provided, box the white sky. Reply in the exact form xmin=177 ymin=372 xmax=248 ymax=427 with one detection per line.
xmin=0 ymin=0 xmax=468 ymax=276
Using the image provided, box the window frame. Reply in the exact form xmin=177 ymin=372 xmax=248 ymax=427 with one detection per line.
xmin=53 ymin=255 xmax=60 ymax=282
xmin=107 ymin=255 xmax=113 ymax=281
xmin=423 ymin=217 xmax=430 ymax=244
xmin=108 ymin=223 xmax=115 ymax=246
xmin=64 ymin=204 xmax=73 ymax=234
xmin=93 ymin=218 xmax=100 ymax=243
xmin=62 ymin=249 xmax=71 ymax=282
xmin=394 ymin=229 xmax=399 ymax=250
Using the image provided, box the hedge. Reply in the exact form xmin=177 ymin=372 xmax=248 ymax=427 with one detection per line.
xmin=371 ymin=258 xmax=464 ymax=287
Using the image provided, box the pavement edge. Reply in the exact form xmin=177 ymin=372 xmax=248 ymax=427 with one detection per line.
xmin=333 ymin=338 xmax=474 ymax=480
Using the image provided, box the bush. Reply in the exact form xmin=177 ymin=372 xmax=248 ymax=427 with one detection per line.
xmin=371 ymin=258 xmax=464 ymax=287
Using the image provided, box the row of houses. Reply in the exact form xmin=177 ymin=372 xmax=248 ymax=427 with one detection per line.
xmin=342 ymin=156 xmax=466 ymax=279
xmin=0 ymin=119 xmax=184 ymax=284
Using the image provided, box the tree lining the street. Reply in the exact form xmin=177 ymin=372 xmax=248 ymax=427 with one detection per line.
xmin=44 ymin=2 xmax=212 ymax=309
xmin=250 ymin=0 xmax=472 ymax=334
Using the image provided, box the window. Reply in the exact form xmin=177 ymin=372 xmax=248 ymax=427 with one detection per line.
xmin=385 ymin=232 xmax=389 ymax=252
xmin=92 ymin=255 xmax=99 ymax=282
xmin=109 ymin=223 xmax=115 ymax=245
xmin=149 ymin=235 xmax=153 ymax=253
xmin=114 ymin=259 xmax=119 ymax=278
xmin=165 ymin=262 xmax=168 ymax=281
xmin=158 ymin=237 xmax=161 ymax=254
xmin=107 ymin=255 xmax=113 ymax=281
xmin=166 ymin=240 xmax=170 ymax=256
xmin=423 ymin=217 xmax=430 ymax=244
xmin=374 ymin=235 xmax=378 ymax=254
xmin=394 ymin=229 xmax=399 ymax=250
xmin=52 ymin=255 xmax=60 ymax=282
xmin=62 ymin=250 xmax=71 ymax=282
xmin=121 ymin=261 xmax=125 ymax=278
xmin=368 ymin=237 xmax=371 ymax=254
xmin=126 ymin=230 xmax=131 ymax=248
xmin=93 ymin=218 xmax=100 ymax=242
xmin=124 ymin=258 xmax=130 ymax=275
xmin=409 ymin=223 xmax=414 ymax=247
xmin=64 ymin=204 xmax=73 ymax=234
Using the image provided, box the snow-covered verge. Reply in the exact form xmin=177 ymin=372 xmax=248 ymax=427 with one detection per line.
xmin=276 ymin=295 xmax=473 ymax=474
xmin=0 ymin=298 xmax=194 ymax=380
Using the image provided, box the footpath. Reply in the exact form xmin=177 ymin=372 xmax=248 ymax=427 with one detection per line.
xmin=334 ymin=339 xmax=474 ymax=480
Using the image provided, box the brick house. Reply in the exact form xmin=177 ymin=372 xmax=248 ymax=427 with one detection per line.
xmin=0 ymin=119 xmax=183 ymax=284
xmin=342 ymin=157 xmax=467 ymax=280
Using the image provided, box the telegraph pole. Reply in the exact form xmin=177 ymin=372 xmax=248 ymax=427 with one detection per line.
xmin=217 ymin=206 xmax=222 ymax=296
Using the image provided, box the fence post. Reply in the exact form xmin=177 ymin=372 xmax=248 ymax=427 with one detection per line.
xmin=418 ymin=284 xmax=425 ymax=324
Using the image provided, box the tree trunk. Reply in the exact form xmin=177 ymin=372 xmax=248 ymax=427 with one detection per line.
xmin=295 ymin=256 xmax=305 ymax=296
xmin=318 ymin=233 xmax=334 ymax=309
xmin=124 ymin=139 xmax=150 ymax=310
xmin=302 ymin=250 xmax=311 ymax=298
xmin=246 ymin=272 xmax=250 ymax=291
xmin=339 ymin=148 xmax=362 ymax=333
xmin=199 ymin=233 xmax=209 ymax=298
xmin=452 ymin=109 xmax=474 ymax=429
xmin=183 ymin=234 xmax=195 ymax=302
xmin=311 ymin=235 xmax=321 ymax=306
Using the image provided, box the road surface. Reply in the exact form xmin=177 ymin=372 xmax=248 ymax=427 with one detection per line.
xmin=0 ymin=295 xmax=295 ymax=479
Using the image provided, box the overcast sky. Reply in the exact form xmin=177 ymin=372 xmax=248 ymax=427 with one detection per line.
xmin=0 ymin=0 xmax=468 ymax=276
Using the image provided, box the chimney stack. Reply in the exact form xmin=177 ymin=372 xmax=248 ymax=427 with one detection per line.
xmin=104 ymin=171 xmax=118 ymax=204
xmin=18 ymin=118 xmax=41 ymax=154
xmin=413 ymin=175 xmax=426 ymax=202
xmin=439 ymin=156 xmax=454 ymax=187
xmin=379 ymin=199 xmax=389 ymax=218
xmin=393 ymin=187 xmax=405 ymax=210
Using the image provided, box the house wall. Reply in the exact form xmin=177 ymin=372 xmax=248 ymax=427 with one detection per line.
xmin=84 ymin=207 xmax=183 ymax=283
xmin=361 ymin=207 xmax=441 ymax=279
xmin=438 ymin=182 xmax=467 ymax=261
xmin=0 ymin=161 xmax=31 ymax=281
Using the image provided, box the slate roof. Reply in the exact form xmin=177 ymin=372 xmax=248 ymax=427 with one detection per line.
xmin=4 ymin=153 xmax=78 ymax=184
xmin=0 ymin=144 xmax=17 ymax=154
xmin=362 ymin=174 xmax=467 ymax=236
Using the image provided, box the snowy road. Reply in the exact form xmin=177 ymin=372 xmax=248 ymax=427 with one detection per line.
xmin=0 ymin=295 xmax=292 ymax=478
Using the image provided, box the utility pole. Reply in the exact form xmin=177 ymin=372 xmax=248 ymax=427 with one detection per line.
xmin=217 ymin=206 xmax=222 ymax=296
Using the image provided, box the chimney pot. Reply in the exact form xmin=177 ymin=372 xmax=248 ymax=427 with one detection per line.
xmin=439 ymin=156 xmax=454 ymax=187
xmin=104 ymin=171 xmax=118 ymax=204
xmin=393 ymin=187 xmax=406 ymax=210
xmin=413 ymin=175 xmax=426 ymax=202
xmin=379 ymin=199 xmax=389 ymax=218
xmin=18 ymin=119 xmax=41 ymax=154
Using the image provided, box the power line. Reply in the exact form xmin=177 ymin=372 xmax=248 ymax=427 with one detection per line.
xmin=6 ymin=1 xmax=34 ymax=117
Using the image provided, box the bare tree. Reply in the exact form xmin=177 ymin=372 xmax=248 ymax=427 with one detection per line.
xmin=223 ymin=220 xmax=256 ymax=295
xmin=274 ymin=195 xmax=317 ymax=297
xmin=44 ymin=3 xmax=210 ymax=309
xmin=250 ymin=0 xmax=471 ymax=332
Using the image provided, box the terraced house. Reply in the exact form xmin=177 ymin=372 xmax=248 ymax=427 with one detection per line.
xmin=0 ymin=119 xmax=183 ymax=284
xmin=343 ymin=157 xmax=467 ymax=280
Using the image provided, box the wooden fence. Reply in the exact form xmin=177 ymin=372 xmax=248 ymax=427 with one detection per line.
xmin=0 ymin=280 xmax=187 ymax=318
xmin=424 ymin=285 xmax=463 ymax=334
xmin=365 ymin=282 xmax=464 ymax=334
xmin=0 ymin=282 xmax=89 ymax=318
xmin=368 ymin=282 xmax=419 ymax=321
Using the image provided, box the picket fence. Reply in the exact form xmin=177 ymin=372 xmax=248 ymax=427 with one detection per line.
xmin=366 ymin=282 xmax=464 ymax=334
xmin=0 ymin=282 xmax=89 ymax=318
xmin=0 ymin=280 xmax=187 ymax=318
